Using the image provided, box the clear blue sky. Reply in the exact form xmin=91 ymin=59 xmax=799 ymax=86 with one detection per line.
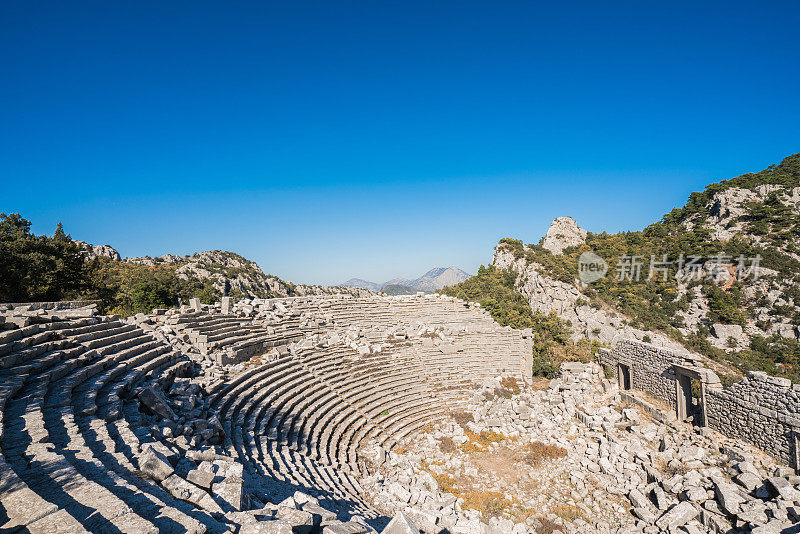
xmin=2 ymin=1 xmax=798 ymax=285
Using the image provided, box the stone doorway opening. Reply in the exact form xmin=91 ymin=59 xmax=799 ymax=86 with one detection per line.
xmin=618 ymin=363 xmax=632 ymax=391
xmin=674 ymin=366 xmax=707 ymax=426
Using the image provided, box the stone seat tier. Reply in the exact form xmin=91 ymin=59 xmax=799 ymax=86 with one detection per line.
xmin=0 ymin=318 xmax=225 ymax=533
xmin=1 ymin=337 xmax=160 ymax=531
xmin=214 ymin=361 xmax=378 ymax=519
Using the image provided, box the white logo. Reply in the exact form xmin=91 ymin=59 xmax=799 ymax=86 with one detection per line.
xmin=578 ymin=252 xmax=608 ymax=284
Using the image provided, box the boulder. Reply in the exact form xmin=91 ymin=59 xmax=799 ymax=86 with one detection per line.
xmin=734 ymin=471 xmax=762 ymax=492
xmin=712 ymin=323 xmax=743 ymax=341
xmin=240 ymin=520 xmax=294 ymax=534
xmin=186 ymin=468 xmax=214 ymax=490
xmin=323 ymin=521 xmax=373 ymax=533
xmin=301 ymin=502 xmax=337 ymax=527
xmin=275 ymin=507 xmax=314 ymax=534
xmin=162 ymin=474 xmax=223 ymax=514
xmin=713 ymin=478 xmax=745 ymax=515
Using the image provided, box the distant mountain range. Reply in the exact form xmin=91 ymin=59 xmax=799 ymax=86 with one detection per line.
xmin=340 ymin=266 xmax=471 ymax=294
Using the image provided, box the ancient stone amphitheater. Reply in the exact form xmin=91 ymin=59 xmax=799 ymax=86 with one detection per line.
xmin=0 ymin=294 xmax=532 ymax=533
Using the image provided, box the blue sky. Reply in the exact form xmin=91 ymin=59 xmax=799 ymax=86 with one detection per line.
xmin=2 ymin=1 xmax=799 ymax=285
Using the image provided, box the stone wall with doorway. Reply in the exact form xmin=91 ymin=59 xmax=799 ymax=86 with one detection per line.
xmin=599 ymin=340 xmax=705 ymax=409
xmin=602 ymin=339 xmax=800 ymax=467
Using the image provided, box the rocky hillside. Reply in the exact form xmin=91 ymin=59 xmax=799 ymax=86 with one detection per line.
xmin=123 ymin=249 xmax=369 ymax=300
xmin=476 ymin=153 xmax=800 ymax=382
xmin=121 ymin=250 xmax=371 ymax=302
xmin=0 ymin=217 xmax=368 ymax=314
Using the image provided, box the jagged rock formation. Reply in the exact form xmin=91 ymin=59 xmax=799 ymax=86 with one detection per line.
xmin=485 ymin=154 xmax=800 ymax=386
xmin=71 ymin=241 xmax=372 ymax=301
xmin=126 ymin=250 xmax=371 ymax=300
xmin=493 ymin=244 xmax=684 ymax=351
xmin=541 ymin=217 xmax=587 ymax=255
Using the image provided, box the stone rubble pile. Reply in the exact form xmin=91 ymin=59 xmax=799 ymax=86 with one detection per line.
xmin=357 ymin=362 xmax=800 ymax=534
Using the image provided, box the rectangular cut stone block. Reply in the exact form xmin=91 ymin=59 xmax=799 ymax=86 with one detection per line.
xmin=213 ymin=476 xmax=244 ymax=511
xmin=162 ymin=474 xmax=223 ymax=514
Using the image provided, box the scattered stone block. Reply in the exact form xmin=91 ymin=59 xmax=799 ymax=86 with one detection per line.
xmin=138 ymin=386 xmax=177 ymax=421
xmin=301 ymin=502 xmax=337 ymax=527
xmin=655 ymin=502 xmax=698 ymax=529
xmin=713 ymin=478 xmax=745 ymax=515
xmin=322 ymin=521 xmax=372 ymax=533
xmin=240 ymin=520 xmax=294 ymax=534
xmin=735 ymin=471 xmax=762 ymax=492
xmin=765 ymin=477 xmax=796 ymax=500
xmin=139 ymin=444 xmax=174 ymax=482
xmin=186 ymin=468 xmax=214 ymax=490
xmin=213 ymin=476 xmax=244 ymax=511
xmin=275 ymin=506 xmax=314 ymax=534
xmin=162 ymin=473 xmax=223 ymax=514
xmin=381 ymin=511 xmax=420 ymax=534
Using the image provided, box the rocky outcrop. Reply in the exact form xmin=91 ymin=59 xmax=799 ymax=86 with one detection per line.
xmin=81 ymin=245 xmax=373 ymax=300
xmin=541 ymin=217 xmax=587 ymax=255
xmin=695 ymin=185 xmax=800 ymax=252
xmin=492 ymin=245 xmax=684 ymax=351
xmin=74 ymin=240 xmax=121 ymax=261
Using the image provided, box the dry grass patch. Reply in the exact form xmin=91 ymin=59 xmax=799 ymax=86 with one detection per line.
xmin=417 ymin=422 xmax=435 ymax=434
xmin=429 ymin=471 xmax=459 ymax=495
xmin=551 ymin=503 xmax=585 ymax=522
xmin=392 ymin=444 xmax=409 ymax=455
xmin=496 ymin=376 xmax=521 ymax=398
xmin=470 ymin=446 xmax=522 ymax=483
xmin=451 ymin=409 xmax=474 ymax=430
xmin=459 ymin=429 xmax=506 ymax=453
xmin=438 ymin=436 xmax=457 ymax=454
xmin=461 ymin=490 xmax=513 ymax=519
xmin=534 ymin=516 xmax=565 ymax=534
xmin=523 ymin=441 xmax=567 ymax=467
xmin=530 ymin=377 xmax=551 ymax=391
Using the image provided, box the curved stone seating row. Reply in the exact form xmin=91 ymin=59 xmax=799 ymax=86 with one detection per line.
xmin=207 ymin=340 xmax=455 ymax=515
xmin=0 ymin=317 xmax=225 ymax=533
xmin=206 ymin=356 xmax=380 ymax=519
xmin=0 ymin=294 xmax=530 ymax=531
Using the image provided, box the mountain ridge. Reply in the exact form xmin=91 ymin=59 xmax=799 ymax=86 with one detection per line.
xmin=339 ymin=266 xmax=471 ymax=293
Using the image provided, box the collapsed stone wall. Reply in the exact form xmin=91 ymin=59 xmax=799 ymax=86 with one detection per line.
xmin=600 ymin=339 xmax=800 ymax=468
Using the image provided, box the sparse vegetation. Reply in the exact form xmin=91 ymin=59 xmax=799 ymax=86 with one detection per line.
xmin=494 ymin=154 xmax=800 ymax=382
xmin=459 ymin=429 xmax=506 ymax=453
